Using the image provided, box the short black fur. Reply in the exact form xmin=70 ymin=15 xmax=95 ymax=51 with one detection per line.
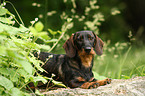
xmin=32 ymin=31 xmax=111 ymax=89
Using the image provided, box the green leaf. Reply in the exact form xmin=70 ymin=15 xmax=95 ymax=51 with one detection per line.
xmin=16 ymin=60 xmax=33 ymax=74
xmin=48 ymin=29 xmax=57 ymax=35
xmin=0 ymin=75 xmax=14 ymax=90
xmin=34 ymin=21 xmax=44 ymax=32
xmin=10 ymin=69 xmax=19 ymax=82
xmin=0 ymin=17 xmax=13 ymax=24
xmin=25 ymin=75 xmax=34 ymax=82
xmin=7 ymin=49 xmax=16 ymax=58
xmin=17 ymin=69 xmax=30 ymax=82
xmin=33 ymin=76 xmax=47 ymax=84
xmin=19 ymin=24 xmax=29 ymax=32
xmin=0 ymin=68 xmax=10 ymax=76
xmin=24 ymin=42 xmax=40 ymax=50
xmin=45 ymin=39 xmax=58 ymax=43
xmin=57 ymin=30 xmax=62 ymax=34
xmin=38 ymin=31 xmax=48 ymax=36
xmin=37 ymin=31 xmax=48 ymax=37
xmin=33 ymin=31 xmax=50 ymax=41
xmin=0 ymin=22 xmax=19 ymax=35
xmin=10 ymin=88 xmax=21 ymax=96
xmin=0 ymin=86 xmax=5 ymax=95
xmin=36 ymin=32 xmax=49 ymax=40
xmin=39 ymin=44 xmax=51 ymax=50
xmin=28 ymin=56 xmax=44 ymax=72
xmin=29 ymin=26 xmax=38 ymax=36
xmin=23 ymin=92 xmax=30 ymax=96
xmin=17 ymin=69 xmax=28 ymax=77
xmin=39 ymin=34 xmax=50 ymax=41
xmin=0 ymin=23 xmax=4 ymax=32
xmin=93 ymin=71 xmax=106 ymax=80
xmin=0 ymin=7 xmax=8 ymax=16
xmin=35 ymin=89 xmax=43 ymax=95
xmin=0 ymin=35 xmax=7 ymax=41
xmin=0 ymin=46 xmax=7 ymax=56
xmin=0 ymin=68 xmax=19 ymax=82
xmin=52 ymin=80 xmax=66 ymax=88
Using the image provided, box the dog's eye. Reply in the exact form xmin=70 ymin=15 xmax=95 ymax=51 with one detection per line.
xmin=88 ymin=37 xmax=94 ymax=40
xmin=78 ymin=36 xmax=83 ymax=41
xmin=88 ymin=35 xmax=94 ymax=40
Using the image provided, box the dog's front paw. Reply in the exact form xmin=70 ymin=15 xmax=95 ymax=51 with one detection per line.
xmin=88 ymin=82 xmax=99 ymax=89
xmin=95 ymin=78 xmax=112 ymax=86
xmin=103 ymin=78 xmax=112 ymax=85
xmin=80 ymin=82 xmax=99 ymax=89
xmin=106 ymin=78 xmax=112 ymax=84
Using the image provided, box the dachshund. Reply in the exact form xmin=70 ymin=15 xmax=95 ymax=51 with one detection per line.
xmin=34 ymin=31 xmax=111 ymax=89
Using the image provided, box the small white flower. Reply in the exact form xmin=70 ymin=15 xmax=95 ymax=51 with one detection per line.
xmin=32 ymin=3 xmax=37 ymax=6
xmin=9 ymin=16 xmax=13 ymax=19
xmin=35 ymin=18 xmax=38 ymax=22
xmin=49 ymin=55 xmax=53 ymax=58
xmin=37 ymin=4 xmax=41 ymax=7
xmin=38 ymin=14 xmax=43 ymax=18
xmin=3 ymin=2 xmax=6 ymax=6
xmin=52 ymin=73 xmax=56 ymax=77
xmin=12 ymin=21 xmax=15 ymax=25
xmin=30 ymin=21 xmax=35 ymax=25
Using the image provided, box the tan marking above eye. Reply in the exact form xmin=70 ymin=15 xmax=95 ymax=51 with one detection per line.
xmin=88 ymin=34 xmax=93 ymax=40
xmin=78 ymin=35 xmax=84 ymax=41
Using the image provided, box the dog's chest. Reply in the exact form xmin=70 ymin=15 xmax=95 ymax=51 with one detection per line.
xmin=79 ymin=54 xmax=93 ymax=68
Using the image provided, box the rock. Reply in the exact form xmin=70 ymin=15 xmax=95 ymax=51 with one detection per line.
xmin=41 ymin=77 xmax=145 ymax=96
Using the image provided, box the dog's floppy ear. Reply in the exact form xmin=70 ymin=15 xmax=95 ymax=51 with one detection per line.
xmin=94 ymin=34 xmax=104 ymax=56
xmin=63 ymin=34 xmax=76 ymax=58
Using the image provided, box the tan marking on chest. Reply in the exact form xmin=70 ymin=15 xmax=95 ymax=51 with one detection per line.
xmin=79 ymin=54 xmax=93 ymax=68
xmin=78 ymin=48 xmax=95 ymax=68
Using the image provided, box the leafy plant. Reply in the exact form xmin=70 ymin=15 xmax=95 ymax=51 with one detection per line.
xmin=0 ymin=3 xmax=63 ymax=95
xmin=0 ymin=0 xmax=75 ymax=94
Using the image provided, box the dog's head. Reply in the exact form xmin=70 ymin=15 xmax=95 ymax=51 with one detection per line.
xmin=63 ymin=31 xmax=104 ymax=58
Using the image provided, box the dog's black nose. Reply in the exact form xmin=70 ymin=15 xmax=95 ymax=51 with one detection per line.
xmin=84 ymin=47 xmax=91 ymax=53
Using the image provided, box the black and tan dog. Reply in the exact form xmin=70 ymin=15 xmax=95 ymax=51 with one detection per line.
xmin=34 ymin=31 xmax=111 ymax=89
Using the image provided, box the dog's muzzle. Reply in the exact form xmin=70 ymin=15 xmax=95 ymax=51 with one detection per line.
xmin=84 ymin=47 xmax=92 ymax=53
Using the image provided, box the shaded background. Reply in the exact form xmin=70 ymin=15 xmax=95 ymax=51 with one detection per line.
xmin=0 ymin=0 xmax=145 ymax=81
xmin=4 ymin=0 xmax=145 ymax=46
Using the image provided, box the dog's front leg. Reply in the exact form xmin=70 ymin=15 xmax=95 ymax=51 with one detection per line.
xmin=68 ymin=77 xmax=111 ymax=89
xmin=80 ymin=78 xmax=111 ymax=89
xmin=67 ymin=77 xmax=98 ymax=89
xmin=95 ymin=78 xmax=111 ymax=86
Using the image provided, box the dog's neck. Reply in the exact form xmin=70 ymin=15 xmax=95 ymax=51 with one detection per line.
xmin=67 ymin=54 xmax=94 ymax=70
xmin=67 ymin=48 xmax=95 ymax=70
xmin=77 ymin=48 xmax=95 ymax=68
xmin=78 ymin=54 xmax=94 ymax=68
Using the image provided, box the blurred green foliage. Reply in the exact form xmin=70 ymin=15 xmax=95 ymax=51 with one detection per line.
xmin=4 ymin=0 xmax=145 ymax=45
